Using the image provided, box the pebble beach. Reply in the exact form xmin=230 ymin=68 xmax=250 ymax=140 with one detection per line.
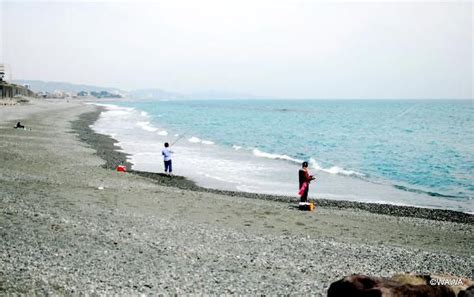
xmin=1 ymin=99 xmax=472 ymax=295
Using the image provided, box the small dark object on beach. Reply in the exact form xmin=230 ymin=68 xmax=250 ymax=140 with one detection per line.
xmin=116 ymin=165 xmax=127 ymax=172
xmin=298 ymin=202 xmax=315 ymax=211
xmin=14 ymin=122 xmax=25 ymax=129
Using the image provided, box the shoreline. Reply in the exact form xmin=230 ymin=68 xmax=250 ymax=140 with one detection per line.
xmin=73 ymin=107 xmax=473 ymax=225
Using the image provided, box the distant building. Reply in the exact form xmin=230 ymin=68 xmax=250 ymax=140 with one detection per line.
xmin=0 ymin=82 xmax=36 ymax=98
xmin=90 ymin=90 xmax=123 ymax=98
xmin=0 ymin=64 xmax=5 ymax=82
xmin=51 ymin=90 xmax=72 ymax=98
xmin=77 ymin=90 xmax=89 ymax=96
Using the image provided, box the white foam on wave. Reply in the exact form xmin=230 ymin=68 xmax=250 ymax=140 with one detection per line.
xmin=250 ymin=148 xmax=364 ymax=178
xmin=188 ymin=137 xmax=201 ymax=143
xmin=90 ymin=103 xmax=139 ymax=136
xmin=113 ymin=141 xmax=127 ymax=151
xmin=252 ymin=148 xmax=303 ymax=163
xmin=91 ymin=103 xmax=140 ymax=128
xmin=157 ymin=130 xmax=168 ymax=136
xmin=232 ymin=145 xmax=242 ymax=150
xmin=185 ymin=136 xmax=214 ymax=144
xmin=136 ymin=121 xmax=158 ymax=132
xmin=204 ymin=173 xmax=229 ymax=182
xmin=309 ymin=158 xmax=364 ymax=177
xmin=91 ymin=103 xmax=135 ymax=112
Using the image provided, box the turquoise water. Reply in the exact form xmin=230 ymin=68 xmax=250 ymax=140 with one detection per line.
xmin=96 ymin=100 xmax=473 ymax=212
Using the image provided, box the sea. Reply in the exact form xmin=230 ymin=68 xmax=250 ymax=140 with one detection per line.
xmin=91 ymin=99 xmax=474 ymax=213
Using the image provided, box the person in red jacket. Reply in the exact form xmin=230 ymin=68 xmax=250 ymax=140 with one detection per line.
xmin=298 ymin=161 xmax=315 ymax=202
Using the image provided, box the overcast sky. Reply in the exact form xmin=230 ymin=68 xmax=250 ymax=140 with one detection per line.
xmin=1 ymin=0 xmax=472 ymax=99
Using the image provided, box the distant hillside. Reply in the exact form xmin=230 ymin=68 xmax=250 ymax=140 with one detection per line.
xmin=13 ymin=80 xmax=123 ymax=94
xmin=13 ymin=80 xmax=267 ymax=100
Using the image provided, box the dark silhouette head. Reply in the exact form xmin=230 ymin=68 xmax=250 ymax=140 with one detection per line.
xmin=302 ymin=161 xmax=308 ymax=168
xmin=164 ymin=142 xmax=169 ymax=148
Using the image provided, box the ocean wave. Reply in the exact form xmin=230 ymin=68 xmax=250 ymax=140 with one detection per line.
xmin=187 ymin=137 xmax=214 ymax=145
xmin=250 ymin=148 xmax=364 ymax=178
xmin=393 ymin=184 xmax=466 ymax=199
xmin=157 ymin=130 xmax=168 ymax=136
xmin=204 ymin=173 xmax=229 ymax=182
xmin=91 ymin=103 xmax=135 ymax=112
xmin=309 ymin=158 xmax=364 ymax=177
xmin=136 ymin=121 xmax=158 ymax=132
xmin=91 ymin=103 xmax=137 ymax=118
xmin=232 ymin=145 xmax=242 ymax=150
xmin=188 ymin=136 xmax=201 ymax=143
xmin=106 ymin=110 xmax=133 ymax=116
xmin=252 ymin=148 xmax=303 ymax=163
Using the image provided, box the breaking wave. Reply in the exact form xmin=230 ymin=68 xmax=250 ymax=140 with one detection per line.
xmin=188 ymin=136 xmax=214 ymax=144
xmin=136 ymin=121 xmax=158 ymax=132
xmin=252 ymin=148 xmax=303 ymax=163
xmin=309 ymin=158 xmax=365 ymax=177
xmin=251 ymin=148 xmax=364 ymax=177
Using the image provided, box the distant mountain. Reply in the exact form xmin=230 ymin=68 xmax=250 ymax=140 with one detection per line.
xmin=13 ymin=80 xmax=122 ymax=94
xmin=13 ymin=80 xmax=268 ymax=100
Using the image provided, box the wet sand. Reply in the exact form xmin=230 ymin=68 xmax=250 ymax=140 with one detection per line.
xmin=1 ymin=99 xmax=472 ymax=295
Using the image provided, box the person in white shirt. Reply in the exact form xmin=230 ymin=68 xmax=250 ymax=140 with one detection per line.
xmin=161 ymin=142 xmax=173 ymax=175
